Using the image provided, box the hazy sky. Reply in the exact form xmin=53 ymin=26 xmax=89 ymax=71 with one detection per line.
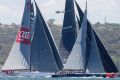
xmin=0 ymin=0 xmax=119 ymax=24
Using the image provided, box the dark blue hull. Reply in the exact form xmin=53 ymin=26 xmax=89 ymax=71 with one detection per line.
xmin=52 ymin=73 xmax=117 ymax=78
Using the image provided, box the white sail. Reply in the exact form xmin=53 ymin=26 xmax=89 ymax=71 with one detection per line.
xmin=2 ymin=43 xmax=29 ymax=70
xmin=64 ymin=9 xmax=87 ymax=71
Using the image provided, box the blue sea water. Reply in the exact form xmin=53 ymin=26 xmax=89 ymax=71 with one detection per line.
xmin=0 ymin=76 xmax=119 ymax=80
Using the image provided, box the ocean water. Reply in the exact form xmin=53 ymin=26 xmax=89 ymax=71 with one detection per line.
xmin=0 ymin=76 xmax=119 ymax=80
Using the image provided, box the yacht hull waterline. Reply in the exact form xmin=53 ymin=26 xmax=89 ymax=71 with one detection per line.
xmin=52 ymin=73 xmax=118 ymax=78
xmin=2 ymin=71 xmax=54 ymax=77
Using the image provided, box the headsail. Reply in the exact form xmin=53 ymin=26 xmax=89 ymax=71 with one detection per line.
xmin=59 ymin=0 xmax=77 ymax=63
xmin=30 ymin=1 xmax=63 ymax=72
xmin=2 ymin=0 xmax=31 ymax=71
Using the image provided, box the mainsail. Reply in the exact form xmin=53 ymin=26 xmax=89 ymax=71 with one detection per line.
xmin=59 ymin=0 xmax=77 ymax=63
xmin=30 ymin=1 xmax=63 ymax=72
xmin=2 ymin=0 xmax=31 ymax=70
xmin=75 ymin=1 xmax=118 ymax=73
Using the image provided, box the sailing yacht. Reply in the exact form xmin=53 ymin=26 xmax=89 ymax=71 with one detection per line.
xmin=52 ymin=1 xmax=118 ymax=78
xmin=75 ymin=1 xmax=118 ymax=73
xmin=1 ymin=0 xmax=63 ymax=76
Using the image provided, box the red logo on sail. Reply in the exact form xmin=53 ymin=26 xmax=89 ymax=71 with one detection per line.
xmin=16 ymin=27 xmax=31 ymax=44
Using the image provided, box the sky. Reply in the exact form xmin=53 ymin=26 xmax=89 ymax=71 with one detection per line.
xmin=0 ymin=0 xmax=120 ymax=24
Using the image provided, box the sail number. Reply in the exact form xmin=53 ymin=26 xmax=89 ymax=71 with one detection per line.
xmin=16 ymin=27 xmax=31 ymax=44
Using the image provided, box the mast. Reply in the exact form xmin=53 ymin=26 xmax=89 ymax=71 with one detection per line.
xmin=30 ymin=2 xmax=34 ymax=72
